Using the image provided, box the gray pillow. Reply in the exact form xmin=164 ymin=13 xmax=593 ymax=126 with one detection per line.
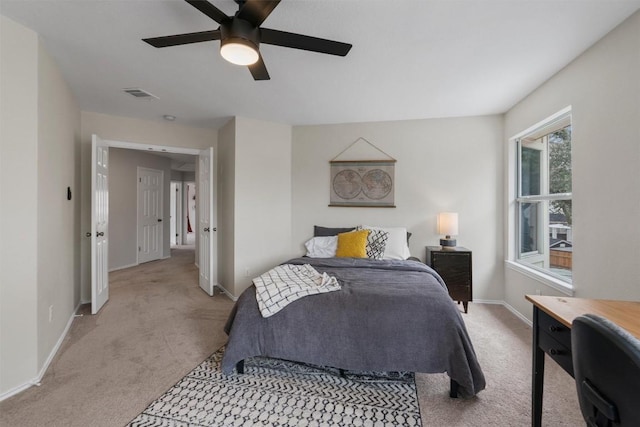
xmin=314 ymin=226 xmax=356 ymax=237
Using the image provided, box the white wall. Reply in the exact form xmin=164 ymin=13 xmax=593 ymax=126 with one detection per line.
xmin=109 ymin=148 xmax=172 ymax=270
xmin=233 ymin=117 xmax=293 ymax=296
xmin=0 ymin=15 xmax=40 ymax=396
xmin=0 ymin=16 xmax=80 ymax=397
xmin=292 ymin=116 xmax=505 ymax=301
xmin=217 ymin=117 xmax=293 ymax=297
xmin=79 ymin=112 xmax=217 ymax=301
xmin=217 ymin=118 xmax=236 ymax=295
xmin=504 ymin=11 xmax=640 ymax=319
xmin=36 ymin=41 xmax=81 ymax=368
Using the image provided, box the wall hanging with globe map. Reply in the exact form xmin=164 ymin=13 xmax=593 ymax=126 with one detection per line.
xmin=329 ymin=161 xmax=395 ymax=207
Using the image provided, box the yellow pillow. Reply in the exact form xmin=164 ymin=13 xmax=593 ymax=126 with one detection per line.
xmin=335 ymin=230 xmax=369 ymax=258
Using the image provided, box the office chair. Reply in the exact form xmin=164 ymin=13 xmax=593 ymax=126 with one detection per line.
xmin=572 ymin=314 xmax=640 ymax=427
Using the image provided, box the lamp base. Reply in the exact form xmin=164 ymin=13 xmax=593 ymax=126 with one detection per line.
xmin=440 ymin=237 xmax=457 ymax=248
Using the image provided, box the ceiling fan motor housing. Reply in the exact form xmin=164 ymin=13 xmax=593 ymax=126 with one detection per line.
xmin=220 ymin=18 xmax=260 ymax=51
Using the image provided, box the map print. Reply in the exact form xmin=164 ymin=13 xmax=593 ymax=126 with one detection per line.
xmin=333 ymin=170 xmax=363 ymax=199
xmin=330 ymin=161 xmax=395 ymax=207
xmin=362 ymin=169 xmax=392 ymax=200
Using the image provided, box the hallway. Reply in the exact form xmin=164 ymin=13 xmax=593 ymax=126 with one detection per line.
xmin=0 ymin=248 xmax=234 ymax=427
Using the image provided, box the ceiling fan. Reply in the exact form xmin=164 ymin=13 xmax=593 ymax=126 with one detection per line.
xmin=143 ymin=0 xmax=352 ymax=81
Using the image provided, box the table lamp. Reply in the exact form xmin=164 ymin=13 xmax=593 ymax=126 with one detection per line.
xmin=438 ymin=212 xmax=458 ymax=248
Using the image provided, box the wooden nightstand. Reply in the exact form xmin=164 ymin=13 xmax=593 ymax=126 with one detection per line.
xmin=425 ymin=246 xmax=472 ymax=313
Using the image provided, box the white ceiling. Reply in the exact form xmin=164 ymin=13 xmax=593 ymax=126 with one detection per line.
xmin=1 ymin=0 xmax=639 ymax=129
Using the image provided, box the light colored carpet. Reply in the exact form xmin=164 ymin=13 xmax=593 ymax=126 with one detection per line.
xmin=0 ymin=248 xmax=234 ymax=427
xmin=0 ymin=250 xmax=583 ymax=426
xmin=415 ymin=302 xmax=582 ymax=426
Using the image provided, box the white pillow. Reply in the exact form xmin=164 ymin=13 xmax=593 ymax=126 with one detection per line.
xmin=304 ymin=236 xmax=338 ymax=258
xmin=360 ymin=225 xmax=411 ymax=260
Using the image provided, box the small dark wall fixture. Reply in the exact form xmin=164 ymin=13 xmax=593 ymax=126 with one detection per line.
xmin=67 ymin=186 xmax=72 ymax=201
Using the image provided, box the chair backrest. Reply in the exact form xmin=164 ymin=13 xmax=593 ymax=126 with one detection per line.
xmin=572 ymin=314 xmax=640 ymax=427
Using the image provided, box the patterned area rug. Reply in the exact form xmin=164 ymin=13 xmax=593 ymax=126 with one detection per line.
xmin=128 ymin=347 xmax=422 ymax=426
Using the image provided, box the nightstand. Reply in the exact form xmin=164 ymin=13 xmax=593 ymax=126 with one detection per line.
xmin=425 ymin=246 xmax=472 ymax=313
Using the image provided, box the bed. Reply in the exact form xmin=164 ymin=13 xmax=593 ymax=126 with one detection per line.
xmin=222 ymin=255 xmax=486 ymax=398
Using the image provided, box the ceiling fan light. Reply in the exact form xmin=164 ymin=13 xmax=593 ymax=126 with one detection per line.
xmin=220 ymin=39 xmax=259 ymax=66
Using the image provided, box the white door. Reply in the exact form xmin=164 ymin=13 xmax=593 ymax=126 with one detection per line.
xmin=138 ymin=168 xmax=163 ymax=264
xmin=91 ymin=134 xmax=109 ymax=314
xmin=170 ymin=182 xmax=177 ymax=246
xmin=198 ymin=147 xmax=217 ymax=296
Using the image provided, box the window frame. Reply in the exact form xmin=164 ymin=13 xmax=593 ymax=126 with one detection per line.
xmin=507 ymin=106 xmax=574 ymax=294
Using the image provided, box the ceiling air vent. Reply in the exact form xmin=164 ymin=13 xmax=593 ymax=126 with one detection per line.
xmin=122 ymin=88 xmax=159 ymax=100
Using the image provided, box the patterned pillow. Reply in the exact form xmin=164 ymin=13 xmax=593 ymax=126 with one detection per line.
xmin=360 ymin=225 xmax=411 ymax=260
xmin=356 ymin=226 xmax=389 ymax=260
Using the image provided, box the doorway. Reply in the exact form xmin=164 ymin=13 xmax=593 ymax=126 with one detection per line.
xmin=170 ymin=180 xmax=196 ymax=248
xmin=89 ymin=137 xmax=218 ymax=314
xmin=185 ymin=182 xmax=196 ymax=246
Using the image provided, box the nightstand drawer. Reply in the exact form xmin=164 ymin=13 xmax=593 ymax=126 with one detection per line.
xmin=431 ymin=254 xmax=471 ymax=285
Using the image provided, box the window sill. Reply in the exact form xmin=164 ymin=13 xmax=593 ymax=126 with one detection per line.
xmin=505 ymin=260 xmax=574 ymax=296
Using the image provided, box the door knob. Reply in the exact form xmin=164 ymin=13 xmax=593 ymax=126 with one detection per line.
xmin=97 ymin=232 xmax=104 ymax=237
xmin=86 ymin=232 xmax=91 ymax=237
xmin=204 ymin=227 xmax=210 ymax=232
xmin=157 ymin=218 xmax=162 ymax=222
xmin=212 ymin=227 xmax=217 ymax=232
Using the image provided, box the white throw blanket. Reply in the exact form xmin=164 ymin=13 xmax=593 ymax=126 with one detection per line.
xmin=253 ymin=264 xmax=340 ymax=318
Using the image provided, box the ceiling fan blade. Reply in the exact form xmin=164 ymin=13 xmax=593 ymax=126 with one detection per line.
xmin=143 ymin=30 xmax=221 ymax=48
xmin=185 ymin=0 xmax=229 ymax=24
xmin=248 ymin=54 xmax=270 ymax=81
xmin=237 ymin=0 xmax=281 ymax=27
xmin=260 ymin=28 xmax=352 ymax=56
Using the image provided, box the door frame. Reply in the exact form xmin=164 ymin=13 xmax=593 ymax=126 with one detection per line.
xmin=89 ymin=138 xmax=218 ymax=297
xmin=170 ymin=181 xmax=183 ymax=246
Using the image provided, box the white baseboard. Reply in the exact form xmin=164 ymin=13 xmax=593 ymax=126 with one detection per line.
xmin=108 ymin=262 xmax=138 ymax=272
xmin=215 ymin=284 xmax=237 ymax=301
xmin=473 ymin=299 xmax=533 ymax=326
xmin=473 ymin=299 xmax=504 ymax=305
xmin=501 ymin=300 xmax=533 ymax=327
xmin=474 ymin=299 xmax=532 ymax=327
xmin=0 ymin=381 xmax=32 ymax=402
xmin=0 ymin=302 xmax=81 ymax=402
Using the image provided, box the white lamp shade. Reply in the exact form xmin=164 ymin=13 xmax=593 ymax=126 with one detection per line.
xmin=437 ymin=212 xmax=459 ymax=236
xmin=220 ymin=42 xmax=259 ymax=66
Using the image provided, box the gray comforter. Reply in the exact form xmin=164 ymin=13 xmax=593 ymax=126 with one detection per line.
xmin=222 ymin=257 xmax=486 ymax=397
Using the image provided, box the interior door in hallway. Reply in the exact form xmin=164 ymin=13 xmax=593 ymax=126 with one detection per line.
xmin=198 ymin=147 xmax=217 ymax=296
xmin=91 ymin=134 xmax=109 ymax=314
xmin=138 ymin=167 xmax=164 ymax=264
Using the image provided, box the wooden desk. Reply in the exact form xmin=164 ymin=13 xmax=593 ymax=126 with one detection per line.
xmin=526 ymin=295 xmax=640 ymax=427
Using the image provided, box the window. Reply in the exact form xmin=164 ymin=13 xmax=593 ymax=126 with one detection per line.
xmin=514 ymin=110 xmax=572 ymax=284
